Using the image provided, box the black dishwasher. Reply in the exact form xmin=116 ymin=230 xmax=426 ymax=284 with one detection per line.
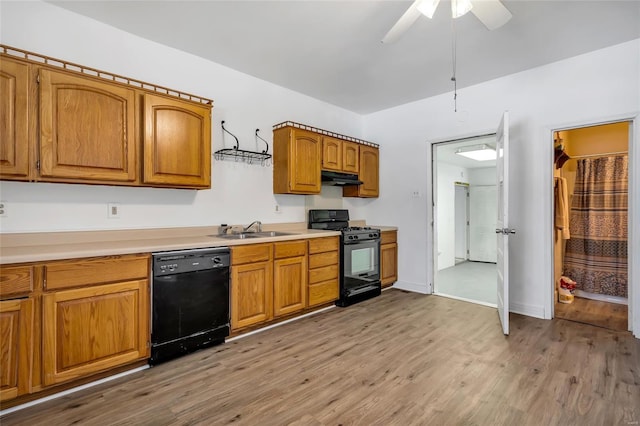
xmin=151 ymin=247 xmax=230 ymax=365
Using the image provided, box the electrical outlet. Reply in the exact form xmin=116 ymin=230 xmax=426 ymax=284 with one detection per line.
xmin=274 ymin=204 xmax=282 ymax=214
xmin=108 ymin=203 xmax=121 ymax=219
xmin=0 ymin=201 xmax=6 ymax=217
xmin=411 ymin=191 xmax=421 ymax=198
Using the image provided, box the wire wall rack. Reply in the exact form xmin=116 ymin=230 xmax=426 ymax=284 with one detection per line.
xmin=214 ymin=121 xmax=272 ymax=165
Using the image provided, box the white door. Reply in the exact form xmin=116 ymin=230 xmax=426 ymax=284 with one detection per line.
xmin=469 ymin=185 xmax=498 ymax=262
xmin=496 ymin=111 xmax=512 ymax=335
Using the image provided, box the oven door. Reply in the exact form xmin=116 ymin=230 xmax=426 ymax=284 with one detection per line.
xmin=343 ymin=239 xmax=380 ymax=294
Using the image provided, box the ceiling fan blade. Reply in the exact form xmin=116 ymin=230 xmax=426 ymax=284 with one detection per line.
xmin=381 ymin=0 xmax=423 ymax=44
xmin=470 ymin=0 xmax=513 ymax=30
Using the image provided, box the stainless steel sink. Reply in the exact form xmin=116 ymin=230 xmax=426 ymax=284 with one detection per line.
xmin=213 ymin=233 xmax=262 ymax=240
xmin=211 ymin=231 xmax=297 ymax=239
xmin=252 ymin=231 xmax=297 ymax=237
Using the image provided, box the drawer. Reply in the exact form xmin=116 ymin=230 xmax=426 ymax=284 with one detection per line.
xmin=232 ymin=243 xmax=272 ymax=265
xmin=381 ymin=230 xmax=397 ymax=245
xmin=309 ymin=251 xmax=339 ymax=269
xmin=309 ymin=264 xmax=339 ymax=284
xmin=308 ymin=236 xmax=339 ymax=254
xmin=44 ymin=254 xmax=149 ymax=291
xmin=308 ymin=279 xmax=339 ymax=307
xmin=274 ymin=240 xmax=307 ymax=259
xmin=0 ymin=266 xmax=33 ymax=298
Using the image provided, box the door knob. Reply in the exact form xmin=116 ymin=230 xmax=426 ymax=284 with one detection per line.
xmin=496 ymin=228 xmax=516 ymax=235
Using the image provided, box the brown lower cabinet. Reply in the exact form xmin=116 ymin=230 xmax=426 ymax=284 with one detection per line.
xmin=380 ymin=230 xmax=398 ymax=287
xmin=0 ymin=298 xmax=34 ymax=402
xmin=0 ymin=254 xmax=151 ymax=404
xmin=231 ymin=241 xmax=308 ymax=331
xmin=307 ymin=236 xmax=340 ymax=307
xmin=42 ymin=279 xmax=149 ymax=386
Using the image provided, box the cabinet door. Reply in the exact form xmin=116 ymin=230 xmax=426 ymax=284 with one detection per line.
xmin=273 ymin=256 xmax=307 ymax=317
xmin=289 ymin=129 xmax=321 ymax=193
xmin=0 ymin=298 xmax=33 ymax=402
xmin=342 ymin=141 xmax=359 ymax=174
xmin=0 ymin=57 xmax=30 ymax=180
xmin=344 ymin=145 xmax=379 ymax=198
xmin=143 ymin=94 xmax=211 ymax=188
xmin=322 ymin=137 xmax=342 ymax=171
xmin=39 ymin=68 xmax=137 ymax=182
xmin=231 ymin=261 xmax=273 ymax=330
xmin=381 ymin=243 xmax=398 ymax=287
xmin=42 ymin=280 xmax=149 ymax=386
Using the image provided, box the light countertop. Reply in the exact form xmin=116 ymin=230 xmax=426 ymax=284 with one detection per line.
xmin=0 ymin=223 xmax=398 ymax=265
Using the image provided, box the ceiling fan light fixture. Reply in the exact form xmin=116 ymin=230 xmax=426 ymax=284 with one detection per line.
xmin=451 ymin=0 xmax=473 ymax=18
xmin=417 ymin=0 xmax=441 ymax=19
xmin=455 ymin=144 xmax=496 ymax=161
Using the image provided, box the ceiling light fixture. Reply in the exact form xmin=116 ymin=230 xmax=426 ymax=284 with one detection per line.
xmin=455 ymin=144 xmax=497 ymax=161
xmin=416 ymin=0 xmax=473 ymax=20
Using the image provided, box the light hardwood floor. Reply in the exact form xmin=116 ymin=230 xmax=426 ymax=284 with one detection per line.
xmin=2 ymin=289 xmax=639 ymax=425
xmin=555 ymin=296 xmax=628 ymax=332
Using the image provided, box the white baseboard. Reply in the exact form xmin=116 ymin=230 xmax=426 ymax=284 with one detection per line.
xmin=392 ymin=280 xmax=430 ymax=294
xmin=511 ymin=301 xmax=545 ymax=319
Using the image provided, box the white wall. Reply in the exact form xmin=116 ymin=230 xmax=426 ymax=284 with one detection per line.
xmin=468 ymin=167 xmax=496 ymax=186
xmin=436 ymin=163 xmax=468 ymax=270
xmin=350 ymin=39 xmax=640 ymax=320
xmin=0 ymin=1 xmax=361 ymax=233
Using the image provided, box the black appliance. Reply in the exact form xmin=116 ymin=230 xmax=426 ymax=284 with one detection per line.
xmin=151 ymin=247 xmax=230 ymax=365
xmin=321 ymin=170 xmax=363 ymax=186
xmin=308 ymin=209 xmax=381 ymax=306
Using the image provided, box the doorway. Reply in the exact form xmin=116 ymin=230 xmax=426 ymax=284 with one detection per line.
xmin=433 ymin=135 xmax=498 ymax=307
xmin=552 ymin=121 xmax=630 ymax=331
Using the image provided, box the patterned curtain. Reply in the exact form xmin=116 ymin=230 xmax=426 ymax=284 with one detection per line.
xmin=563 ymin=155 xmax=628 ymax=297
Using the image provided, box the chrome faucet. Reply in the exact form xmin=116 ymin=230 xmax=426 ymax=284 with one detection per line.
xmin=243 ymin=220 xmax=262 ymax=233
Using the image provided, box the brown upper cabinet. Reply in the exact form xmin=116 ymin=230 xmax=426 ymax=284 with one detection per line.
xmin=0 ymin=56 xmax=30 ymax=180
xmin=39 ymin=68 xmax=137 ymax=183
xmin=343 ymin=145 xmax=379 ymax=198
xmin=143 ymin=94 xmax=211 ymax=188
xmin=273 ymin=122 xmax=377 ymax=198
xmin=0 ymin=47 xmax=212 ymax=189
xmin=273 ymin=126 xmax=322 ymax=194
xmin=322 ymin=136 xmax=359 ymax=174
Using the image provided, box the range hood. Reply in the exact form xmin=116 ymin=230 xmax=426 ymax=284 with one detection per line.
xmin=321 ymin=170 xmax=363 ymax=186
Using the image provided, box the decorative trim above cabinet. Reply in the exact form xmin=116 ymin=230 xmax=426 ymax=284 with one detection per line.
xmin=273 ymin=121 xmax=378 ymax=148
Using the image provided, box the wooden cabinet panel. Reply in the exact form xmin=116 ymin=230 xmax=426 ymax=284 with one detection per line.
xmin=44 ymin=254 xmax=149 ymax=291
xmin=381 ymin=230 xmax=398 ymax=287
xmin=42 ymin=280 xmax=149 ymax=386
xmin=273 ymin=127 xmax=321 ymax=194
xmin=0 ymin=57 xmax=30 ymax=180
xmin=0 ymin=265 xmax=33 ymax=299
xmin=342 ymin=141 xmax=359 ymax=173
xmin=309 ymin=264 xmax=338 ymax=284
xmin=232 ymin=244 xmax=272 ymax=266
xmin=39 ymin=68 xmax=137 ymax=182
xmin=308 ymin=236 xmax=340 ymax=254
xmin=231 ymin=261 xmax=273 ymax=330
xmin=143 ymin=94 xmax=211 ymax=188
xmin=309 ymin=251 xmax=339 ymax=269
xmin=274 ymin=240 xmax=306 ymax=259
xmin=381 ymin=230 xmax=397 ymax=245
xmin=322 ymin=137 xmax=342 ymax=171
xmin=273 ymin=256 xmax=307 ymax=317
xmin=0 ymin=298 xmax=33 ymax=402
xmin=344 ymin=145 xmax=379 ymax=198
xmin=308 ymin=280 xmax=339 ymax=308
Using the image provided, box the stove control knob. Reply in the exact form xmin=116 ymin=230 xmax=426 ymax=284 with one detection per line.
xmin=213 ymin=257 xmax=221 ymax=264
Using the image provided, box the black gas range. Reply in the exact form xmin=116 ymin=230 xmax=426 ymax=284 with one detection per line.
xmin=308 ymin=209 xmax=382 ymax=306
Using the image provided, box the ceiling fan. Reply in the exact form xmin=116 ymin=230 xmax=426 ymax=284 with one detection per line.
xmin=382 ymin=0 xmax=513 ymax=44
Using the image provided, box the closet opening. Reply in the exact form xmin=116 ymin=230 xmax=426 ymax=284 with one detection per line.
xmin=552 ymin=121 xmax=630 ymax=331
xmin=432 ymin=135 xmax=497 ymax=307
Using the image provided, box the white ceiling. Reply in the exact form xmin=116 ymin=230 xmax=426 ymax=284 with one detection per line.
xmin=48 ymin=1 xmax=640 ymax=114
